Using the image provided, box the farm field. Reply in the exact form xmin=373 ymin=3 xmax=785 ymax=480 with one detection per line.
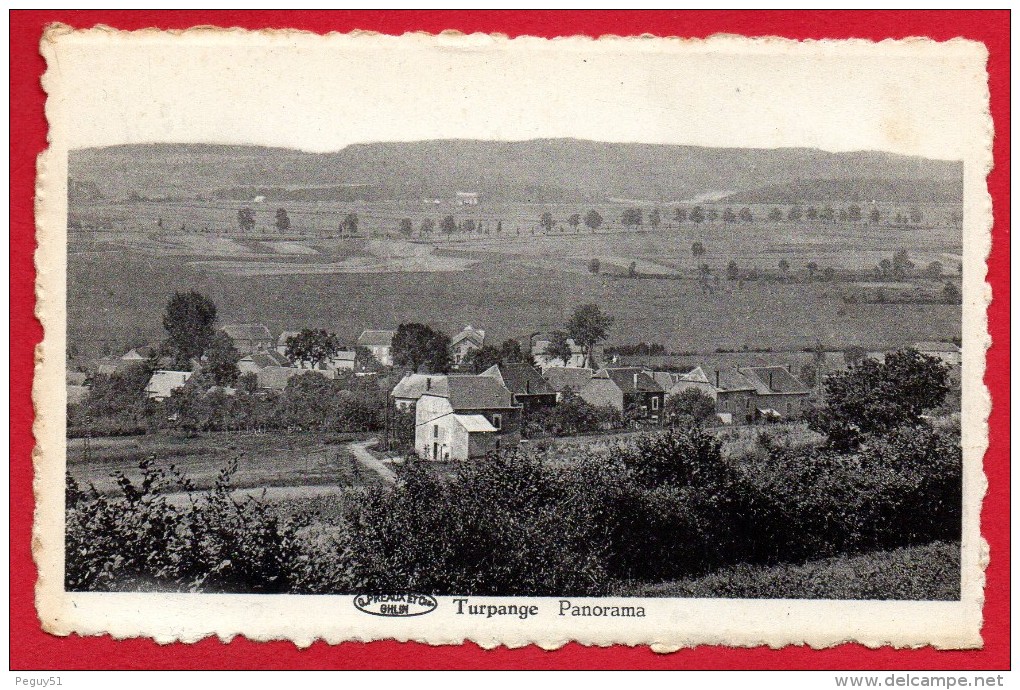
xmin=67 ymin=431 xmax=383 ymax=495
xmin=68 ymin=202 xmax=961 ymax=361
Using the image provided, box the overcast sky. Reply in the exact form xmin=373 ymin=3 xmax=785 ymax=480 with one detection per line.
xmin=45 ymin=30 xmax=987 ymax=160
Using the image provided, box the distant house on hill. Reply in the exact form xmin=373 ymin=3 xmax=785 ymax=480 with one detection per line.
xmin=666 ymin=367 xmax=757 ymax=425
xmin=541 ymin=366 xmax=594 ymax=398
xmin=532 ymin=337 xmax=605 ymax=370
xmin=221 ymin=324 xmax=274 ymax=355
xmin=738 ymin=366 xmax=812 ymax=420
xmin=456 ymin=191 xmax=479 ymax=206
xmin=666 ymin=365 xmax=809 ymax=424
xmin=145 ymin=370 xmax=192 ymax=401
xmin=276 ymin=331 xmax=301 ymax=356
xmin=255 ymin=365 xmax=312 ymax=392
xmin=451 ymin=325 xmax=486 ymax=365
xmin=579 ymin=367 xmax=665 ymax=421
xmin=357 ymin=329 xmax=396 ymax=367
xmin=391 ymin=373 xmax=449 ymax=411
xmin=121 ymin=345 xmax=156 ymax=361
xmin=92 ymin=357 xmax=128 ymax=376
xmin=238 ymin=349 xmax=292 ymax=375
xmin=415 ymin=375 xmax=521 ymax=461
xmin=480 ymin=363 xmax=557 ymax=414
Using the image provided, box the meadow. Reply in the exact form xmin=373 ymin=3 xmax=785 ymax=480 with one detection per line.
xmin=67 ymin=198 xmax=961 ymax=361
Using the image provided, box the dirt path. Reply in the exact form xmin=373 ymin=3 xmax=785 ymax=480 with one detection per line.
xmin=348 ymin=438 xmax=397 ymax=484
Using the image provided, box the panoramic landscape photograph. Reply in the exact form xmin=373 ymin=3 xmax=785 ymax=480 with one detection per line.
xmin=58 ymin=34 xmax=966 ymax=602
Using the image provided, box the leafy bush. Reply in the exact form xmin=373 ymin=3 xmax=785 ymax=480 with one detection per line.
xmin=810 ymin=348 xmax=950 ymax=449
xmin=66 ymin=423 xmax=960 ymax=597
xmin=525 ymin=390 xmax=621 ymax=437
xmin=338 ymin=453 xmax=611 ymax=596
xmin=65 ymin=456 xmax=313 ymax=593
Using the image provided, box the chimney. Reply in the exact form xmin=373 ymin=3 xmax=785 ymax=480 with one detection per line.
xmin=526 ymin=380 xmax=531 ymax=394
xmin=715 ymin=370 xmax=720 ymax=388
xmin=633 ymin=373 xmax=639 ymax=389
xmin=768 ymin=371 xmax=774 ymax=390
xmin=426 ymin=377 xmax=431 ymax=391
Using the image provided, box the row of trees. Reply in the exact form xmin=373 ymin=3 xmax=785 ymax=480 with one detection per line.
xmin=236 ymin=208 xmax=360 ymax=235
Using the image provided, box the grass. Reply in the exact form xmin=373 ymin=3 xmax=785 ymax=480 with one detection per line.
xmin=67 ymin=430 xmax=379 ymax=494
xmin=618 ymin=541 xmax=960 ymax=600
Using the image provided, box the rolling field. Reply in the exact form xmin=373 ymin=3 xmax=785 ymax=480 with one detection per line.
xmin=68 ymin=198 xmax=962 ymax=359
xmin=67 ymin=431 xmax=381 ymax=495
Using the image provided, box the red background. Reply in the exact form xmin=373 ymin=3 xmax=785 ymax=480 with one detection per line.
xmin=9 ymin=11 xmax=1010 ymax=670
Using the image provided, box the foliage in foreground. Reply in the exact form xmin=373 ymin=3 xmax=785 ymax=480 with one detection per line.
xmin=621 ymin=541 xmax=960 ymax=600
xmin=67 ymin=421 xmax=961 ymax=597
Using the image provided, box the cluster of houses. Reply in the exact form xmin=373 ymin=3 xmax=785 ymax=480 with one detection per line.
xmin=69 ymin=319 xmax=962 ymax=463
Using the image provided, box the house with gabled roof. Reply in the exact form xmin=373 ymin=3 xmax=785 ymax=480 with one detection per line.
xmin=480 ymin=363 xmax=556 ymax=414
xmin=238 ymin=349 xmax=292 ymax=375
xmin=451 ymin=325 xmax=486 ymax=365
xmin=532 ymin=336 xmax=606 ymax=370
xmin=357 ymin=329 xmax=396 ymax=366
xmin=738 ymin=366 xmax=812 ymax=420
xmin=541 ymin=366 xmax=594 ymax=397
xmin=578 ymin=367 xmax=665 ymax=421
xmin=391 ymin=373 xmax=449 ymax=410
xmin=145 ymin=370 xmax=192 ymax=401
xmin=121 ymin=345 xmax=157 ymax=361
xmin=414 ymin=375 xmax=521 ymax=461
xmin=221 ymin=324 xmax=274 ymax=355
xmin=665 ymin=366 xmax=757 ymax=425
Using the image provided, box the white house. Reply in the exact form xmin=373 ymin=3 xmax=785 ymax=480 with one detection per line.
xmin=414 ymin=376 xmax=521 ymax=461
xmin=451 ymin=325 xmax=486 ymax=365
xmin=456 ymin=191 xmax=479 ymax=206
xmin=391 ymin=373 xmax=449 ymax=410
xmin=357 ymin=329 xmax=396 ymax=366
xmin=145 ymin=370 xmax=192 ymax=401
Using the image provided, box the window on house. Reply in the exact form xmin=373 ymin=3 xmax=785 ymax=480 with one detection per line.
xmin=651 ymin=396 xmax=659 ymax=410
xmin=433 ymin=424 xmax=439 ymax=438
xmin=787 ymin=402 xmax=792 ymax=413
xmin=746 ymin=398 xmax=750 ymax=410
xmin=492 ymin=414 xmax=502 ymax=430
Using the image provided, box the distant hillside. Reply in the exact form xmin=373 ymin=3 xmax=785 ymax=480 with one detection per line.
xmin=68 ymin=139 xmax=963 ymax=205
xmin=720 ymin=178 xmax=963 ymax=205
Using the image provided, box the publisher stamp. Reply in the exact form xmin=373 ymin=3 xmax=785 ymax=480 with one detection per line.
xmin=34 ymin=26 xmax=991 ymax=650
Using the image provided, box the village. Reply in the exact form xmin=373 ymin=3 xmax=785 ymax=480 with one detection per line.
xmin=66 ymin=299 xmax=962 ymax=471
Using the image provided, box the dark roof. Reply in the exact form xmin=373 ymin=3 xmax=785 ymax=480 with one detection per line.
xmin=222 ymin=324 xmax=273 ymax=341
xmin=358 ymin=329 xmax=395 ymax=347
xmin=244 ymin=350 xmax=291 ymax=369
xmin=739 ymin=367 xmax=811 ymax=395
xmin=597 ymin=367 xmax=664 ymax=393
xmin=483 ymin=363 xmax=555 ymax=396
xmin=451 ymin=325 xmax=486 ymax=347
xmin=438 ymin=375 xmax=516 ymax=410
xmin=391 ymin=373 xmax=449 ymax=400
xmin=541 ymin=366 xmax=594 ymax=392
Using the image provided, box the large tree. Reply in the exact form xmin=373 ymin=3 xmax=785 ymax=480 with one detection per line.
xmin=275 ymin=208 xmax=291 ymax=233
xmin=237 ymin=207 xmax=256 ymax=233
xmin=808 ymin=348 xmax=951 ymax=450
xmin=391 ymin=323 xmax=452 ymax=373
xmin=539 ymin=211 xmax=555 ymax=233
xmin=583 ymin=210 xmax=603 ymax=231
xmin=499 ymin=338 xmax=528 ymax=364
xmin=284 ymin=328 xmax=341 ymax=369
xmin=566 ymin=304 xmax=614 ymax=369
xmin=162 ymin=291 xmax=217 ymax=368
xmin=205 ymin=330 xmax=241 ymax=386
xmin=343 ymin=212 xmax=360 ymax=236
xmin=545 ymin=330 xmax=575 ymax=367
